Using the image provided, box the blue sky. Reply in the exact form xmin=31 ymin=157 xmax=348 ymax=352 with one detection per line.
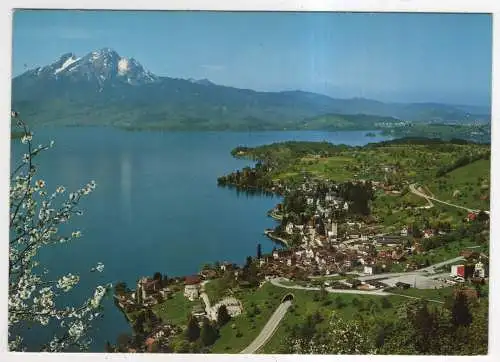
xmin=12 ymin=10 xmax=492 ymax=106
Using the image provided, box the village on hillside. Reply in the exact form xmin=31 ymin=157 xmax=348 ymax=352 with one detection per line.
xmin=112 ymin=174 xmax=490 ymax=353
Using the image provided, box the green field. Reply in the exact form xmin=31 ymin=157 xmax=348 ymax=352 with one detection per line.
xmin=259 ymin=284 xmax=458 ymax=354
xmin=208 ymin=281 xmax=464 ymax=354
xmin=273 ymin=156 xmax=356 ymax=183
xmin=260 ymin=290 xmax=409 ymax=354
xmin=372 ymin=192 xmax=468 ymax=232
xmin=204 ymin=279 xmax=230 ymax=303
xmin=407 ymin=238 xmax=488 ymax=267
xmin=152 ymin=291 xmax=197 ymax=326
xmin=428 ymin=159 xmax=490 ymax=211
xmin=228 ymin=139 xmax=490 ymax=202
xmin=210 ymin=283 xmax=285 ymax=353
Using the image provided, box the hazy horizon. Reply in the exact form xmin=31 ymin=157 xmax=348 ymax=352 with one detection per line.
xmin=12 ymin=10 xmax=492 ymax=107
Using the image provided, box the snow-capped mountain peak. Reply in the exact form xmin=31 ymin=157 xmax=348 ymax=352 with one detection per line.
xmin=54 ymin=54 xmax=80 ymax=75
xmin=21 ymin=48 xmax=158 ymax=86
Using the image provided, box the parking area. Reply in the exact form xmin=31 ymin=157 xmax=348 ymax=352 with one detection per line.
xmin=382 ymin=273 xmax=449 ymax=289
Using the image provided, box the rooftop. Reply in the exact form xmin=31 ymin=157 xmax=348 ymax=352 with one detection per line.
xmin=184 ymin=275 xmax=201 ymax=285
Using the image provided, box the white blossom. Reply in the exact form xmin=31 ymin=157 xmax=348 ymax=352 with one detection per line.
xmin=288 ymin=312 xmax=374 ymax=355
xmin=8 ymin=117 xmax=107 ymax=352
xmin=56 ymin=274 xmax=80 ymax=292
xmin=90 ymin=286 xmax=107 ymax=309
xmin=68 ymin=320 xmax=85 ymax=338
xmin=21 ymin=134 xmax=32 ymax=144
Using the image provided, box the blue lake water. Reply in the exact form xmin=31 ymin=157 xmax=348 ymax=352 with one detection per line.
xmin=10 ymin=128 xmax=390 ymax=351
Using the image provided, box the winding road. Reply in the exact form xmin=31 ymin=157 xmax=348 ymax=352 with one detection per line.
xmin=270 ymin=278 xmax=391 ymax=295
xmin=270 ymin=277 xmax=445 ymax=304
xmin=416 ymin=256 xmax=465 ymax=273
xmin=409 ymin=183 xmax=488 ymax=214
xmin=240 ymin=300 xmax=293 ymax=354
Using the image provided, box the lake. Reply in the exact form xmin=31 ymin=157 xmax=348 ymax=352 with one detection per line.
xmin=10 ymin=127 xmax=390 ymax=351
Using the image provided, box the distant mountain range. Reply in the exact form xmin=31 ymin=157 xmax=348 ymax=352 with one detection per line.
xmin=12 ymin=48 xmax=491 ymax=131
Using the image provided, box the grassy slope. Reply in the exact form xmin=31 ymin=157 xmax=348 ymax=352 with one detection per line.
xmin=210 ymin=283 xmax=283 ymax=353
xmin=261 ymin=284 xmax=459 ymax=354
xmin=428 ymin=159 xmax=490 ymax=211
xmin=273 ymin=156 xmax=355 ymax=183
xmin=246 ymin=141 xmax=489 ymax=187
xmin=204 ymin=279 xmax=229 ymax=303
xmin=241 ymin=141 xmax=490 ymax=232
xmin=152 ymin=291 xmax=198 ymax=326
xmin=406 ymin=237 xmax=488 ymax=266
xmin=148 ymin=284 xmax=282 ymax=352
xmin=261 ymin=290 xmax=410 ymax=354
xmin=372 ymin=195 xmax=468 ymax=232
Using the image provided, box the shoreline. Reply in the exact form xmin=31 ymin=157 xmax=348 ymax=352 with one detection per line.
xmin=267 ymin=210 xmax=283 ymax=221
xmin=264 ymin=229 xmax=289 ymax=248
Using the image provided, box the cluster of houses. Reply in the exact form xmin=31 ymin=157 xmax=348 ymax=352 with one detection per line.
xmin=258 ymin=231 xmax=418 ymax=280
xmin=116 ymin=272 xmax=243 ymax=322
xmin=263 ymin=180 xmax=424 ymax=278
xmin=141 ymin=324 xmax=181 ymax=353
xmin=449 ymin=250 xmax=489 ymax=283
xmin=262 ymin=176 xmax=487 ymax=282
xmin=115 ymin=271 xmax=243 ymax=352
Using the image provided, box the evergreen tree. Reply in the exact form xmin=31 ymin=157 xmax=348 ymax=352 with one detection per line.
xmin=411 ymin=302 xmax=437 ymax=353
xmin=153 ymin=272 xmax=162 ymax=281
xmin=185 ymin=316 xmax=201 ymax=342
xmin=452 ymin=291 xmax=473 ymax=327
xmin=477 ymin=211 xmax=489 ymax=223
xmin=200 ymin=319 xmax=219 ymax=346
xmin=245 ymin=256 xmax=253 ymax=269
xmin=162 ymin=273 xmax=169 ymax=287
xmin=217 ymin=305 xmax=231 ymax=326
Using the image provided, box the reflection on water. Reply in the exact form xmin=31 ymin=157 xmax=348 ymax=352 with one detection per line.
xmin=120 ymin=152 xmax=133 ymax=223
